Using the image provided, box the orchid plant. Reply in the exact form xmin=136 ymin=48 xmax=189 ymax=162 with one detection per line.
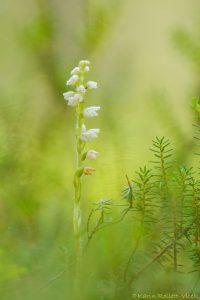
xmin=63 ymin=60 xmax=100 ymax=272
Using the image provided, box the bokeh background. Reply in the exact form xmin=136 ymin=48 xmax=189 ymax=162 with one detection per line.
xmin=1 ymin=0 xmax=200 ymax=299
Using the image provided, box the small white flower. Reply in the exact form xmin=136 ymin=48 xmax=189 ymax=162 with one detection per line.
xmin=66 ymin=74 xmax=79 ymax=86
xmin=65 ymin=93 xmax=83 ymax=107
xmin=77 ymin=85 xmax=86 ymax=94
xmin=84 ymin=106 xmax=100 ymax=117
xmin=63 ymin=91 xmax=74 ymax=101
xmin=87 ymin=81 xmax=97 ymax=89
xmin=67 ymin=97 xmax=76 ymax=106
xmin=67 ymin=97 xmax=79 ymax=107
xmin=71 ymin=67 xmax=80 ymax=75
xmin=86 ymin=150 xmax=99 ymax=160
xmin=81 ymin=124 xmax=100 ymax=142
xmin=74 ymin=93 xmax=83 ymax=102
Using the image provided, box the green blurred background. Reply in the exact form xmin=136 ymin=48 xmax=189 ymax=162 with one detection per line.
xmin=1 ymin=0 xmax=200 ymax=299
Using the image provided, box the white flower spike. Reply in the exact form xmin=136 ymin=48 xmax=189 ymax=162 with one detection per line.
xmin=87 ymin=81 xmax=97 ymax=89
xmin=63 ymin=60 xmax=101 ymax=266
xmin=81 ymin=124 xmax=100 ymax=142
xmin=86 ymin=150 xmax=99 ymax=160
xmin=84 ymin=106 xmax=100 ymax=118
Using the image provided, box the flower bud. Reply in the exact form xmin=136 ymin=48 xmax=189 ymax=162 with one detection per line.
xmin=83 ymin=167 xmax=96 ymax=175
xmin=79 ymin=60 xmax=90 ymax=67
xmin=84 ymin=66 xmax=90 ymax=72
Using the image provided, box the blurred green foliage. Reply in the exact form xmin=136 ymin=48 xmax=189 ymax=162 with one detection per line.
xmin=1 ymin=0 xmax=200 ymax=299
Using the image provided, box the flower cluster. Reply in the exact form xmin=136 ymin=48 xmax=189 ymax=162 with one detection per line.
xmin=63 ymin=60 xmax=100 ymax=175
xmin=63 ymin=60 xmax=97 ymax=107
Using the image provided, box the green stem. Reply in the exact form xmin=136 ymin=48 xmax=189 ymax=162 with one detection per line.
xmin=73 ymin=101 xmax=84 ymax=278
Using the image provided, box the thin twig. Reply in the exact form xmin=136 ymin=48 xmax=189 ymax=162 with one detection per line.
xmin=124 ymin=234 xmax=141 ymax=283
xmin=41 ymin=269 xmax=65 ymax=290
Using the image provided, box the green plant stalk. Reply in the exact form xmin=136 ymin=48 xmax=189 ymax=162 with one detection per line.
xmin=73 ymin=101 xmax=84 ymax=274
